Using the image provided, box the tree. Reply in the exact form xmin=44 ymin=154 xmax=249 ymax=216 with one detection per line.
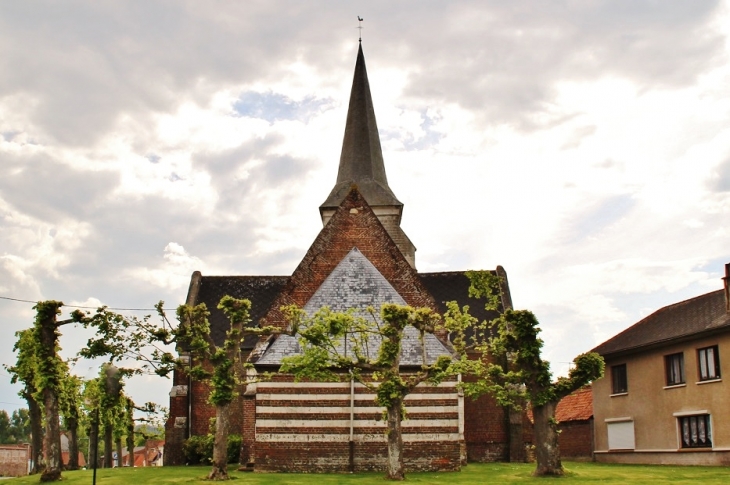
xmin=31 ymin=301 xmax=88 ymax=482
xmin=279 ymin=304 xmax=451 ymax=481
xmin=6 ymin=329 xmax=44 ymax=473
xmin=453 ymin=271 xmax=605 ymax=477
xmin=10 ymin=409 xmax=32 ymax=444
xmin=59 ymin=374 xmax=84 ymax=470
xmin=0 ymin=410 xmax=10 ymax=443
xmin=158 ymin=296 xmax=282 ymax=480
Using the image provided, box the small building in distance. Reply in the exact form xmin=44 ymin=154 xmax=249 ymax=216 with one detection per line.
xmin=592 ymin=263 xmax=730 ymax=465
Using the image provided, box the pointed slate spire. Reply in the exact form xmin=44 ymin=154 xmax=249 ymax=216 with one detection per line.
xmin=320 ymin=43 xmax=402 ymax=213
xmin=319 ymin=43 xmax=416 ymax=268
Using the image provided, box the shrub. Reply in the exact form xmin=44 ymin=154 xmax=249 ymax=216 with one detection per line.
xmin=183 ymin=434 xmax=241 ymax=465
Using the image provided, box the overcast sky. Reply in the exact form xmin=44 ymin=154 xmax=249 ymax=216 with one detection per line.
xmin=1 ymin=1 xmax=729 ymax=415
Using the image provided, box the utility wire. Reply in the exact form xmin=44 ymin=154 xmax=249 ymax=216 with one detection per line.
xmin=0 ymin=296 xmax=170 ymax=312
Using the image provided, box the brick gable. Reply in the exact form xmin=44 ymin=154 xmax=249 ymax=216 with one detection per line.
xmin=260 ymin=186 xmax=437 ymax=329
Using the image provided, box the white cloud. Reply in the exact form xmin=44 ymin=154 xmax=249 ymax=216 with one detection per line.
xmin=125 ymin=243 xmax=206 ymax=291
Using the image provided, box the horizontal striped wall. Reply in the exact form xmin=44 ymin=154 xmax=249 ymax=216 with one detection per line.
xmin=255 ymin=380 xmax=463 ymax=443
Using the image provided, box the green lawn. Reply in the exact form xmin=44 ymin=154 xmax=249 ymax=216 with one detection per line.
xmin=5 ymin=462 xmax=728 ymax=484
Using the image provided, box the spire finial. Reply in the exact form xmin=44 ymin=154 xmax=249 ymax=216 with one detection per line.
xmin=357 ymin=16 xmax=363 ymax=42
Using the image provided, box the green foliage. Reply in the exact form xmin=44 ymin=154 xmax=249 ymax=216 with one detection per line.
xmin=183 ymin=434 xmax=241 ymax=465
xmin=454 ymin=271 xmax=606 ymax=409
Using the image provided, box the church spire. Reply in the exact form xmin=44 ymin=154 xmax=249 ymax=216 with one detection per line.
xmin=320 ymin=43 xmax=416 ymax=268
xmin=320 ymin=43 xmax=402 ymax=213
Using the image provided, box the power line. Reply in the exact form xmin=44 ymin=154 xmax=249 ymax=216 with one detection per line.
xmin=0 ymin=296 xmax=170 ymax=312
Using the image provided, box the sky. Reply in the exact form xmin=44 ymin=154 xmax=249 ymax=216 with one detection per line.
xmin=1 ymin=1 xmax=730 ymax=416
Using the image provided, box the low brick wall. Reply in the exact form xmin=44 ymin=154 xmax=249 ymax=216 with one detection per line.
xmin=0 ymin=444 xmax=30 ymax=477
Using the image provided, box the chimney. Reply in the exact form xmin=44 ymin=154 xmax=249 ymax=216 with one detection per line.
xmin=722 ymin=263 xmax=730 ymax=313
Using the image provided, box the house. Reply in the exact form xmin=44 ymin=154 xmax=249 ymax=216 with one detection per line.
xmin=591 ymin=264 xmax=730 ymax=465
xmin=165 ymin=41 xmax=523 ymax=471
xmin=121 ymin=440 xmax=164 ymax=467
xmin=60 ymin=433 xmax=86 ymax=469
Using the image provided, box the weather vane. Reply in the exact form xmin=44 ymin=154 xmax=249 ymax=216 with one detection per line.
xmin=357 ymin=16 xmax=363 ymax=42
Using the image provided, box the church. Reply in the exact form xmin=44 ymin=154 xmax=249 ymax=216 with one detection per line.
xmin=165 ymin=42 xmax=524 ymax=472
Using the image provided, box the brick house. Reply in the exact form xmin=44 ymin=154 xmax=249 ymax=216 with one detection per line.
xmin=165 ymin=42 xmax=522 ymax=471
xmin=592 ymin=264 xmax=730 ymax=465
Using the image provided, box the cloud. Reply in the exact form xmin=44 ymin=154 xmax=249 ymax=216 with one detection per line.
xmin=126 ymin=242 xmax=205 ymax=291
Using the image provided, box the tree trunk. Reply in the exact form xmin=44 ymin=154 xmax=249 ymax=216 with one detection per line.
xmin=116 ymin=437 xmax=123 ymax=467
xmin=25 ymin=392 xmax=44 ymax=474
xmin=104 ymin=421 xmax=114 ymax=468
xmin=126 ymin=399 xmax=135 ymax=467
xmin=126 ymin=429 xmax=135 ymax=467
xmin=207 ymin=403 xmax=230 ymax=480
xmin=67 ymin=417 xmax=79 ymax=470
xmin=532 ymin=401 xmax=563 ymax=476
xmin=39 ymin=314 xmax=63 ymax=482
xmin=40 ymin=389 xmax=62 ymax=482
xmin=88 ymin=410 xmax=99 ymax=470
xmin=385 ymin=400 xmax=405 ymax=481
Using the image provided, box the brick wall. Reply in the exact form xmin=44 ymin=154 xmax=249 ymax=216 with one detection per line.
xmin=557 ymin=419 xmax=593 ymax=459
xmin=252 ymin=377 xmax=462 ymax=472
xmin=0 ymin=445 xmax=29 ymax=477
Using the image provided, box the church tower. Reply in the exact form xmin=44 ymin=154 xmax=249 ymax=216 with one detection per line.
xmin=319 ymin=43 xmax=417 ymax=268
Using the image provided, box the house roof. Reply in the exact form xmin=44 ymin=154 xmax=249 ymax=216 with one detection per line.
xmin=526 ymin=386 xmax=593 ymax=423
xmin=320 ymin=43 xmax=402 ymax=212
xmin=592 ymin=289 xmax=730 ymax=358
xmin=555 ymin=386 xmax=593 ymax=422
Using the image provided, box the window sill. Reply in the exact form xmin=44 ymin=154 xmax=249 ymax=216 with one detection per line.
xmin=696 ymin=378 xmax=722 ymax=385
xmin=678 ymin=447 xmax=713 ymax=452
xmin=663 ymin=383 xmax=686 ymax=390
xmin=610 ymin=392 xmax=628 ymax=397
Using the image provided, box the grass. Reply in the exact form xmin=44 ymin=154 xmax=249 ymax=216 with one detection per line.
xmin=5 ymin=462 xmax=730 ymax=484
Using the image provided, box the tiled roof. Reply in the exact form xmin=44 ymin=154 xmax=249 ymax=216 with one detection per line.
xmin=592 ymin=289 xmax=730 ymax=357
xmin=419 ymin=270 xmax=510 ymax=324
xmin=190 ymin=274 xmax=289 ymax=348
xmin=555 ymin=386 xmax=593 ymax=422
xmin=526 ymin=386 xmax=593 ymax=423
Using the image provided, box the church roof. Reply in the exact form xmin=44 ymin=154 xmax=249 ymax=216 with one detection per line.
xmin=320 ymin=43 xmax=402 ymax=211
xmin=256 ymin=247 xmax=453 ymax=366
xmin=184 ymin=272 xmax=288 ymax=348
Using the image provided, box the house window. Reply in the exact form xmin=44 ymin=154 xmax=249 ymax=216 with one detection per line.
xmin=665 ymin=352 xmax=685 ymax=386
xmin=611 ymin=364 xmax=627 ymax=394
xmin=678 ymin=414 xmax=712 ymax=448
xmin=698 ymin=346 xmax=720 ymax=381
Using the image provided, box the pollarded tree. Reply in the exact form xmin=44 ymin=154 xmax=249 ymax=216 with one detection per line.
xmin=5 ymin=329 xmax=44 ymax=473
xmin=30 ymin=301 xmax=87 ymax=482
xmin=279 ymin=304 xmax=451 ymax=481
xmin=59 ymin=374 xmax=84 ymax=470
xmin=451 ymin=271 xmax=605 ymax=477
xmin=160 ymin=296 xmax=283 ymax=480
